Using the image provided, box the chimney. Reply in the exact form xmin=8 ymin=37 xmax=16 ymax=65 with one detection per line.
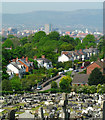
xmin=42 ymin=55 xmax=45 ymax=59
xmin=16 ymin=57 xmax=18 ymax=61
xmin=34 ymin=56 xmax=37 ymax=60
xmin=12 ymin=59 xmax=16 ymax=62
xmin=97 ymin=57 xmax=100 ymax=62
xmin=75 ymin=50 xmax=77 ymax=52
xmin=22 ymin=56 xmax=24 ymax=59
xmin=85 ymin=47 xmax=88 ymax=49
xmin=26 ymin=57 xmax=28 ymax=62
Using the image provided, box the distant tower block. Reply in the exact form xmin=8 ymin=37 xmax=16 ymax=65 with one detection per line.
xmin=45 ymin=24 xmax=52 ymax=34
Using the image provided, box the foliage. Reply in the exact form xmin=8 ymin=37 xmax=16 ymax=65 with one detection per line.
xmin=51 ymin=81 xmax=58 ymax=89
xmin=33 ymin=31 xmax=46 ymax=43
xmin=76 ymin=34 xmax=96 ymax=50
xmin=48 ymin=31 xmax=60 ymax=40
xmin=20 ymin=37 xmax=28 ymax=45
xmin=2 ymin=39 xmax=14 ymax=48
xmin=59 ymin=75 xmax=72 ymax=92
xmin=10 ymin=76 xmax=22 ymax=91
xmin=88 ymin=68 xmax=105 ymax=85
xmin=2 ymin=79 xmax=12 ymax=91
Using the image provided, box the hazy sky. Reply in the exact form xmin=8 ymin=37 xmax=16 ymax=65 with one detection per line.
xmin=2 ymin=2 xmax=103 ymax=14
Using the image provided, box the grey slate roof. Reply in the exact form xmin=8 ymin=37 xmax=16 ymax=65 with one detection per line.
xmin=72 ymin=74 xmax=89 ymax=84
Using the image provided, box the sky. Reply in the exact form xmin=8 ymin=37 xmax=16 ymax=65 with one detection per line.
xmin=2 ymin=2 xmax=103 ymax=14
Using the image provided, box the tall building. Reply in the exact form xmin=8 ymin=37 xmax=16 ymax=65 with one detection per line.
xmin=44 ymin=24 xmax=52 ymax=34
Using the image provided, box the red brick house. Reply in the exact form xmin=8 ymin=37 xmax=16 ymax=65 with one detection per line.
xmin=87 ymin=59 xmax=105 ymax=75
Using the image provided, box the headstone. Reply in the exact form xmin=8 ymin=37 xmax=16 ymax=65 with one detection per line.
xmin=38 ymin=107 xmax=44 ymax=120
xmin=103 ymin=101 xmax=105 ymax=120
xmin=8 ymin=109 xmax=15 ymax=120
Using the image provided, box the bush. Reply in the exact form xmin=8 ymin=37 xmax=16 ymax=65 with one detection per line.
xmin=51 ymin=81 xmax=58 ymax=89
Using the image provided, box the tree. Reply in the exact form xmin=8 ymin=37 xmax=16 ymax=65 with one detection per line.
xmin=88 ymin=68 xmax=104 ymax=85
xmin=60 ymin=43 xmax=74 ymax=51
xmin=51 ymin=81 xmax=58 ymax=89
xmin=48 ymin=31 xmax=60 ymax=40
xmin=2 ymin=79 xmax=12 ymax=91
xmin=20 ymin=37 xmax=28 ymax=45
xmin=75 ymin=38 xmax=81 ymax=46
xmin=10 ymin=76 xmax=22 ymax=91
xmin=59 ymin=75 xmax=72 ymax=92
xmin=82 ymin=34 xmax=96 ymax=48
xmin=2 ymin=38 xmax=14 ymax=48
xmin=33 ymin=31 xmax=46 ymax=43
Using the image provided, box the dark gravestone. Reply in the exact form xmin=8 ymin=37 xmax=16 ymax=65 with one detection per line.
xmin=103 ymin=101 xmax=105 ymax=120
xmin=8 ymin=109 xmax=15 ymax=120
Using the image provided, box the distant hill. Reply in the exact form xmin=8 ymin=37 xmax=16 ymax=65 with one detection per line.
xmin=2 ymin=9 xmax=103 ymax=30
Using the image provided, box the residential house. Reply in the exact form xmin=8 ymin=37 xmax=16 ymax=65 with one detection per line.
xmin=72 ymin=74 xmax=89 ymax=86
xmin=58 ymin=47 xmax=98 ymax=63
xmin=58 ymin=51 xmax=73 ymax=62
xmin=86 ymin=59 xmax=105 ymax=75
xmin=7 ymin=57 xmax=33 ymax=79
xmin=34 ymin=55 xmax=53 ymax=69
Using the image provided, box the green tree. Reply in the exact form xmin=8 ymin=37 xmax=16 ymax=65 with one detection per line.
xmin=82 ymin=34 xmax=96 ymax=48
xmin=59 ymin=75 xmax=72 ymax=92
xmin=51 ymin=81 xmax=58 ymax=89
xmin=10 ymin=76 xmax=22 ymax=91
xmin=2 ymin=79 xmax=12 ymax=91
xmin=2 ymin=39 xmax=14 ymax=48
xmin=75 ymin=38 xmax=81 ymax=46
xmin=20 ymin=37 xmax=28 ymax=45
xmin=88 ymin=68 xmax=104 ymax=85
xmin=48 ymin=31 xmax=60 ymax=40
xmin=33 ymin=31 xmax=46 ymax=43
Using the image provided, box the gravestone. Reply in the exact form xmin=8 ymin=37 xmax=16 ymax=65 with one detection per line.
xmin=103 ymin=101 xmax=105 ymax=120
xmin=59 ymin=93 xmax=70 ymax=120
xmin=8 ymin=109 xmax=15 ymax=120
xmin=38 ymin=107 xmax=44 ymax=120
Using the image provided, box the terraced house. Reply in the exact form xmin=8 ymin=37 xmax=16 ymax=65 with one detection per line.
xmin=58 ymin=47 xmax=98 ymax=62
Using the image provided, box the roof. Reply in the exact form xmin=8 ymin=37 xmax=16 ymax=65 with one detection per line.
xmin=37 ymin=58 xmax=51 ymax=63
xmin=18 ymin=59 xmax=30 ymax=67
xmin=95 ymin=61 xmax=103 ymax=68
xmin=87 ymin=61 xmax=103 ymax=69
xmin=10 ymin=62 xmax=21 ymax=70
xmin=72 ymin=74 xmax=89 ymax=84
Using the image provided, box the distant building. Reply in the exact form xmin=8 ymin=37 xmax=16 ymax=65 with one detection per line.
xmin=34 ymin=55 xmax=53 ymax=69
xmin=7 ymin=27 xmax=18 ymax=35
xmin=44 ymin=24 xmax=52 ymax=34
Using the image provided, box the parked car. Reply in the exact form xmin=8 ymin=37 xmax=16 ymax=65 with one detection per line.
xmin=74 ymin=69 xmax=79 ymax=72
xmin=81 ymin=66 xmax=84 ymax=69
xmin=37 ymin=86 xmax=42 ymax=90
xmin=69 ymin=68 xmax=73 ymax=71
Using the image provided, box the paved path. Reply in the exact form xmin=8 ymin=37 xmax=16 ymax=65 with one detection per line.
xmin=40 ymin=75 xmax=64 ymax=91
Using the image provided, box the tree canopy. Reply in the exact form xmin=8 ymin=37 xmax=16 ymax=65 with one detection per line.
xmin=88 ymin=67 xmax=105 ymax=85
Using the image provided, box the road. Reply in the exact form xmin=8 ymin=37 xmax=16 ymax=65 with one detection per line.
xmin=40 ymin=68 xmax=86 ymax=91
xmin=40 ymin=75 xmax=64 ymax=91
